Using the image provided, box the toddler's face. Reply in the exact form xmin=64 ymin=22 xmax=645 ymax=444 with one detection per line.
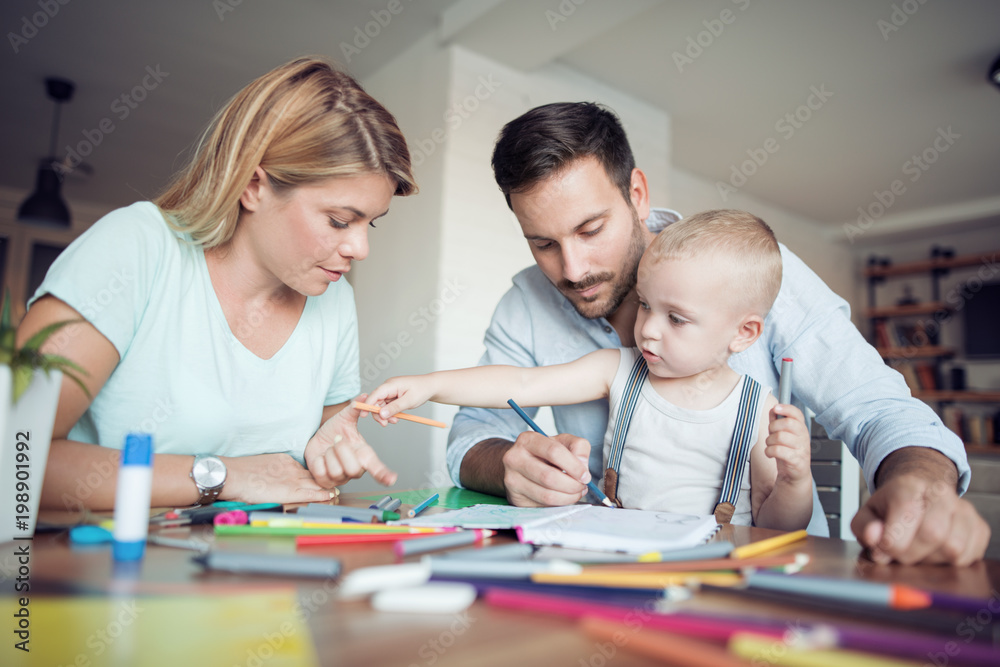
xmin=633 ymin=254 xmax=745 ymax=379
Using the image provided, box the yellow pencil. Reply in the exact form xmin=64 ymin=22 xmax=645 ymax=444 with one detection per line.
xmin=531 ymin=571 xmax=743 ymax=588
xmin=352 ymin=401 xmax=447 ymax=428
xmin=729 ymin=632 xmax=916 ymax=667
xmin=730 ymin=529 xmax=808 ymax=560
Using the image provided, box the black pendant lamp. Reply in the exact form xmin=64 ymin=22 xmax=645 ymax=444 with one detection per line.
xmin=17 ymin=77 xmax=75 ymax=228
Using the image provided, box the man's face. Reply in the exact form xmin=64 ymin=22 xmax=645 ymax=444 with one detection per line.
xmin=510 ymin=157 xmax=650 ymax=320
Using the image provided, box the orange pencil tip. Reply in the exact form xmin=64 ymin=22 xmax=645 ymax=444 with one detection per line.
xmin=891 ymin=585 xmax=932 ymax=610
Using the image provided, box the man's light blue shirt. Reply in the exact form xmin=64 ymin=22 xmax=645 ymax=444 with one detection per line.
xmin=447 ymin=209 xmax=971 ymax=536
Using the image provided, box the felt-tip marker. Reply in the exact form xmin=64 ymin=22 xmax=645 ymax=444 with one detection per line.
xmin=192 ymin=552 xmax=342 ymax=579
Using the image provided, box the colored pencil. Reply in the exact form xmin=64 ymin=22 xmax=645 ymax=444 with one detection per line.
xmin=744 ymin=571 xmax=933 ymax=609
xmin=394 ymin=528 xmax=494 ymax=557
xmin=698 ymin=583 xmax=986 ymax=638
xmin=730 ymin=631 xmax=913 ymax=667
xmin=427 ymin=556 xmax=582 ymax=579
xmin=531 ymin=570 xmax=743 ymax=588
xmin=730 ymin=529 xmax=807 ymax=559
xmin=352 ymin=401 xmax=447 ymax=428
xmin=585 ymin=552 xmax=807 ymax=573
xmin=486 ymin=587 xmax=1000 ymax=666
xmin=506 ymin=398 xmax=614 ymax=507
xmin=406 ymin=493 xmax=439 ymax=518
xmin=215 ymin=524 xmax=451 ymax=537
xmin=296 ymin=532 xmax=438 ymax=546
xmin=637 ymin=540 xmax=734 ymax=562
xmin=582 ymin=616 xmax=753 ymax=667
xmin=484 ymin=588 xmax=787 ymax=641
xmin=436 ymin=543 xmax=535 ymax=561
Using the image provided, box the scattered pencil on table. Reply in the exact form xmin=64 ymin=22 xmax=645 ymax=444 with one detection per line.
xmin=369 ymin=495 xmax=393 ymax=510
xmin=730 ymin=529 xmax=808 ymax=560
xmin=394 ymin=528 xmax=494 ymax=558
xmin=744 ymin=571 xmax=996 ymax=614
xmin=352 ymin=401 xmax=447 ymax=428
xmin=407 ymin=493 xmax=439 ymax=518
xmin=506 ymin=398 xmax=614 ymax=508
xmin=192 ymin=551 xmax=342 ymax=579
xmin=382 ymin=498 xmax=402 ymax=513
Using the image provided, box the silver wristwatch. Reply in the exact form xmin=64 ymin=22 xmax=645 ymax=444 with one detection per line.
xmin=190 ymin=455 xmax=227 ymax=506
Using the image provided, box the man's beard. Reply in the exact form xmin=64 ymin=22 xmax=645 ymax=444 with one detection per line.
xmin=558 ymin=209 xmax=647 ymax=320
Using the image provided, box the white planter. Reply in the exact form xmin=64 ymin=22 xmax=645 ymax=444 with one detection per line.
xmin=0 ymin=368 xmax=63 ymax=543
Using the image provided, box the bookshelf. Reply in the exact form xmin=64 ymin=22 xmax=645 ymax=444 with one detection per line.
xmin=864 ymin=249 xmax=1000 ymax=454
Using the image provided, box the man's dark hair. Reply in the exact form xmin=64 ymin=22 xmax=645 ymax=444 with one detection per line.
xmin=491 ymin=102 xmax=636 ymax=209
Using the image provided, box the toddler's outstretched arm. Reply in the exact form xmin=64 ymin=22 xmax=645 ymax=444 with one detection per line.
xmin=366 ymin=349 xmax=621 ymax=425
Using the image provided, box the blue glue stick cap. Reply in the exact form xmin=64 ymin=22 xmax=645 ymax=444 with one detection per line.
xmin=122 ymin=433 xmax=152 ymax=466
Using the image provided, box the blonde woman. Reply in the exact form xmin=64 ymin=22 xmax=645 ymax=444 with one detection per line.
xmin=20 ymin=57 xmax=416 ymax=510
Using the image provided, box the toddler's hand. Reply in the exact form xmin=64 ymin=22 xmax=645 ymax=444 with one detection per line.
xmin=765 ymin=403 xmax=811 ymax=485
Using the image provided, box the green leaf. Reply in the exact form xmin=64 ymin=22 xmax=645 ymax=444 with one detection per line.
xmin=21 ymin=319 xmax=78 ymax=353
xmin=12 ymin=365 xmax=33 ymax=403
xmin=0 ymin=288 xmax=11 ymax=332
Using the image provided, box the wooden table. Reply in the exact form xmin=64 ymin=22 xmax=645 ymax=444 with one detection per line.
xmin=4 ymin=493 xmax=999 ymax=666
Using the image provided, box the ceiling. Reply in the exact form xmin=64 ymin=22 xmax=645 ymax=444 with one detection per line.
xmin=2 ymin=0 xmax=999 ymax=232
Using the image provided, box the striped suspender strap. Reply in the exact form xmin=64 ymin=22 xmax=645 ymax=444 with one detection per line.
xmin=713 ymin=375 xmax=763 ymax=524
xmin=603 ymin=353 xmax=648 ymax=507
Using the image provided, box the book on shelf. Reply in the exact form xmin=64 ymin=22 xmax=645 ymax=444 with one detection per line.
xmin=942 ymin=405 xmax=966 ymax=443
xmin=914 ymin=363 xmax=938 ymax=391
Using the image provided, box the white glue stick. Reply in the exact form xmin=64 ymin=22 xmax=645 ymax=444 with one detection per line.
xmin=112 ymin=433 xmax=153 ymax=561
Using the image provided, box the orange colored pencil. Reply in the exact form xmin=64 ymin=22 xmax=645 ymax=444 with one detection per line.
xmin=352 ymin=401 xmax=446 ymax=428
xmin=581 ymin=616 xmax=753 ymax=667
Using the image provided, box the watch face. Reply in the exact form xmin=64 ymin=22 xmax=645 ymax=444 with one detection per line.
xmin=194 ymin=457 xmax=227 ymax=488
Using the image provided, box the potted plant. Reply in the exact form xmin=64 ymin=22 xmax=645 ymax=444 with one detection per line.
xmin=0 ymin=294 xmax=88 ymax=542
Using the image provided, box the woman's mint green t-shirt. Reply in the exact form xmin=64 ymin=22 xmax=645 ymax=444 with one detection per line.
xmin=32 ymin=202 xmax=360 ymax=460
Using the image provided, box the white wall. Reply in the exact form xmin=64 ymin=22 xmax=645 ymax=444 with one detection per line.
xmin=669 ymin=168 xmax=857 ymax=316
xmin=345 ymin=42 xmax=672 ymax=492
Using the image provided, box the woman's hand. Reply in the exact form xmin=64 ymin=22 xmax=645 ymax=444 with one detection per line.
xmin=304 ymin=395 xmax=398 ymax=488
xmin=220 ymin=453 xmax=339 ymax=505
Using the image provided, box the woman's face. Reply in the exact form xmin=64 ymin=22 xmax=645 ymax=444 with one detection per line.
xmin=246 ymin=170 xmax=396 ymax=296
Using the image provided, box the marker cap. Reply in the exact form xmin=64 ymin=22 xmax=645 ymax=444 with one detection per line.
xmin=122 ymin=433 xmax=152 ymax=466
xmin=113 ymin=539 xmax=146 ymax=561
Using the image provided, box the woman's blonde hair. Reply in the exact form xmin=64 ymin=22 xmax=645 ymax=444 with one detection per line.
xmin=155 ymin=56 xmax=416 ymax=247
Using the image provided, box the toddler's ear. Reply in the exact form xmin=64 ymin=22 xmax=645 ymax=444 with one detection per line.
xmin=729 ymin=314 xmax=764 ymax=354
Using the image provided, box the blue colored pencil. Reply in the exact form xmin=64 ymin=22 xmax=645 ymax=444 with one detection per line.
xmin=507 ymin=399 xmax=614 ymax=508
xmin=407 ymin=493 xmax=440 ymax=518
